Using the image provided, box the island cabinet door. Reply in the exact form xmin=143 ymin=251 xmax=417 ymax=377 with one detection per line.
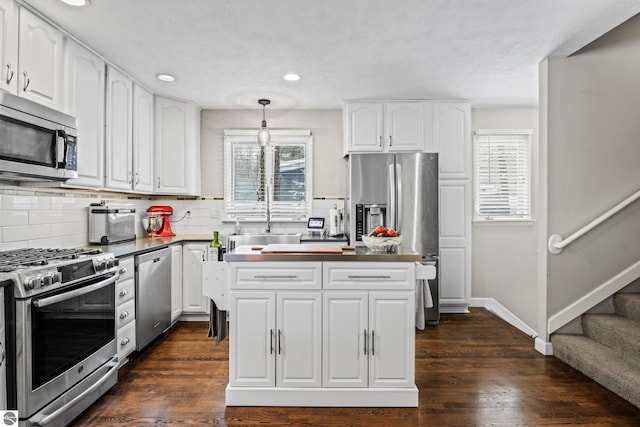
xmin=368 ymin=292 xmax=415 ymax=388
xmin=276 ymin=292 xmax=322 ymax=387
xmin=322 ymin=292 xmax=368 ymax=387
xmin=229 ymin=292 xmax=276 ymax=387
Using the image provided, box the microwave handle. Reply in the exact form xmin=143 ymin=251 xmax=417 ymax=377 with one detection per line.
xmin=56 ymin=129 xmax=67 ymax=168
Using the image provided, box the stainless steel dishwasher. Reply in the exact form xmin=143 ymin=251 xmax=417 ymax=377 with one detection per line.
xmin=135 ymin=247 xmax=172 ymax=350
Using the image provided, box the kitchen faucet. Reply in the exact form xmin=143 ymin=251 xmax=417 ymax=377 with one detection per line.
xmin=265 ymin=184 xmax=271 ymax=233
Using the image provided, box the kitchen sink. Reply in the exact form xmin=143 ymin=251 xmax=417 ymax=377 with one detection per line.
xmin=227 ymin=233 xmax=302 ymax=250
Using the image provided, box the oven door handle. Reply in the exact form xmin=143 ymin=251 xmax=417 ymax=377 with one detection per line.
xmin=32 ymin=274 xmax=118 ymax=308
xmin=32 ymin=358 xmax=118 ymax=426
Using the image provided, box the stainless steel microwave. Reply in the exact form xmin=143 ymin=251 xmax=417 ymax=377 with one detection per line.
xmin=0 ymin=92 xmax=78 ymax=181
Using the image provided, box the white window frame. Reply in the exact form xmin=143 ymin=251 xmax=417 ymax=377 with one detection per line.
xmin=473 ymin=129 xmax=533 ymax=221
xmin=223 ymin=130 xmax=313 ymax=222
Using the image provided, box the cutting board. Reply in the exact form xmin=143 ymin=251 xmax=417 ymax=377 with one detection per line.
xmin=260 ymin=244 xmax=346 ymax=254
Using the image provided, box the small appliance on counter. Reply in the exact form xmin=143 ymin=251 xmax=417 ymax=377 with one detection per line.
xmin=89 ymin=202 xmax=136 ymax=245
xmin=144 ymin=205 xmax=176 ymax=237
xmin=328 ymin=204 xmax=344 ymax=236
xmin=307 ymin=217 xmax=325 ymax=237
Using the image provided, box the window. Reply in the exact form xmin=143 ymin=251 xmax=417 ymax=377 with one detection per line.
xmin=224 ymin=130 xmax=313 ymax=221
xmin=473 ymin=129 xmax=532 ymax=220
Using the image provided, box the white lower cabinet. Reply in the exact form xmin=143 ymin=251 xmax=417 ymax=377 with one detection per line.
xmin=182 ymin=243 xmax=209 ymax=314
xmin=323 ymin=291 xmax=414 ymax=388
xmin=226 ymin=261 xmax=417 ymax=407
xmin=116 ymin=256 xmax=136 ymax=366
xmin=229 ymin=291 xmax=321 ymax=387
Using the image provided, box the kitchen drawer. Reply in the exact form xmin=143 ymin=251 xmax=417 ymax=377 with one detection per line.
xmin=118 ymin=256 xmax=135 ymax=281
xmin=230 ymin=262 xmax=322 ymax=290
xmin=117 ymin=320 xmax=136 ymax=364
xmin=116 ymin=277 xmax=135 ymax=305
xmin=323 ymin=262 xmax=415 ymax=290
xmin=116 ymin=299 xmax=135 ymax=329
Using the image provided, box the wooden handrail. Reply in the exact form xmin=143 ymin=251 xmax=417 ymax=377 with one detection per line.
xmin=548 ymin=188 xmax=640 ymax=254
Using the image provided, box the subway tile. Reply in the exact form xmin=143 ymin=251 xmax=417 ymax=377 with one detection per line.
xmin=2 ymin=195 xmax=50 ymax=210
xmin=0 ymin=211 xmax=29 ymax=226
xmin=0 ymin=241 xmax=24 ymax=251
xmin=50 ymin=221 xmax=88 ymax=237
xmin=3 ymin=224 xmax=50 ymax=242
xmin=50 ymin=197 xmax=94 ymax=210
xmin=28 ymin=236 xmax=70 ymax=248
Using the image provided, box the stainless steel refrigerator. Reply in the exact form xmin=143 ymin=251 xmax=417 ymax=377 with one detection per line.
xmin=349 ymin=152 xmax=440 ymax=324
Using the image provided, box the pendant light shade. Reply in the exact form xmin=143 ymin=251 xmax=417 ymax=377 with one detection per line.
xmin=257 ymin=99 xmax=271 ymax=146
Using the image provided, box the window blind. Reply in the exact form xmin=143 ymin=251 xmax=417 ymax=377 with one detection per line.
xmin=473 ymin=130 xmax=532 ymax=220
xmin=224 ymin=131 xmax=313 ymax=221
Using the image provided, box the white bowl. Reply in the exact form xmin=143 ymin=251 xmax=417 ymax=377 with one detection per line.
xmin=361 ymin=235 xmax=403 ymax=252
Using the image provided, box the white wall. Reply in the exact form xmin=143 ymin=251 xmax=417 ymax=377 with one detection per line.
xmin=543 ymin=14 xmax=640 ymax=319
xmin=200 ymin=109 xmax=346 ymax=198
xmin=471 ymin=108 xmax=539 ymax=329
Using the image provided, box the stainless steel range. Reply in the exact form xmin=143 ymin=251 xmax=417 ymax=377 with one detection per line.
xmin=1 ymin=248 xmax=120 ymax=427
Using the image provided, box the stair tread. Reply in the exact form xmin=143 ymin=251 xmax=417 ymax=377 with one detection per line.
xmin=615 ymin=293 xmax=640 ymax=321
xmin=552 ymin=334 xmax=640 ymax=408
xmin=582 ymin=314 xmax=640 ymax=363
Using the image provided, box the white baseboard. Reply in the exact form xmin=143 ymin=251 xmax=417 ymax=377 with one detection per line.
xmin=470 ymin=297 xmax=538 ymax=338
xmin=535 ymin=337 xmax=554 ymax=356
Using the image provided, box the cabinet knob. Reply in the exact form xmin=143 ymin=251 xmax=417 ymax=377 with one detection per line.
xmin=6 ymin=64 xmax=14 ymax=85
xmin=119 ymin=289 xmax=128 ymax=297
xmin=119 ymin=267 xmax=128 ymax=274
xmin=119 ymin=311 xmax=129 ymax=319
xmin=22 ymin=71 xmax=30 ymax=91
xmin=120 ymin=337 xmax=130 ymax=346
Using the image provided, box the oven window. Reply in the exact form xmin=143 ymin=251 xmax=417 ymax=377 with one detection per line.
xmin=31 ymin=279 xmax=115 ymax=389
xmin=0 ymin=115 xmax=56 ymax=167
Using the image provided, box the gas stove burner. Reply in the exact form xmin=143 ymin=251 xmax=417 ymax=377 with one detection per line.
xmin=0 ymin=247 xmax=104 ymax=272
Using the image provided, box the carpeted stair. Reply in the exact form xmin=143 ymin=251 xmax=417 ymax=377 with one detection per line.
xmin=551 ymin=293 xmax=640 ymax=408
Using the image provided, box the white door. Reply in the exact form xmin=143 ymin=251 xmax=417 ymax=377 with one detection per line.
xmin=105 ymin=66 xmax=133 ymax=191
xmin=0 ymin=0 xmax=18 ymax=94
xmin=385 ymin=102 xmax=425 ymax=152
xmin=276 ymin=292 xmax=322 ymax=387
xmin=133 ymin=84 xmax=154 ymax=192
xmin=18 ymin=8 xmax=64 ymax=110
xmin=345 ymin=102 xmax=384 ymax=152
xmin=368 ymin=292 xmax=415 ymax=388
xmin=181 ymin=243 xmax=209 ymax=314
xmin=170 ymin=245 xmax=183 ymax=322
xmin=155 ymin=96 xmax=189 ymax=194
xmin=64 ymin=39 xmax=105 ymax=188
xmin=322 ymin=292 xmax=368 ymax=387
xmin=229 ymin=291 xmax=275 ymax=387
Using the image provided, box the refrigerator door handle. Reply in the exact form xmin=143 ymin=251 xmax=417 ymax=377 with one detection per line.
xmin=388 ymin=162 xmax=396 ymax=229
xmin=396 ymin=162 xmax=402 ymax=231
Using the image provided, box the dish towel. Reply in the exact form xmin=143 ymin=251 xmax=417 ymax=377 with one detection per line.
xmin=415 ymin=279 xmax=434 ymax=330
xmin=207 ymin=299 xmax=228 ymax=344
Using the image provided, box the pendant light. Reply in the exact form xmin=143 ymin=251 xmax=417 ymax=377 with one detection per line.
xmin=257 ymin=99 xmax=271 ymax=146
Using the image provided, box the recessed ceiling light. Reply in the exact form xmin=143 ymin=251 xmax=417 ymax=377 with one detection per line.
xmin=155 ymin=73 xmax=176 ymax=82
xmin=283 ymin=73 xmax=301 ymax=81
xmin=60 ymin=0 xmax=90 ymax=6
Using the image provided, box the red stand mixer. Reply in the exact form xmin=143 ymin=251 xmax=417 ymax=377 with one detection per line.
xmin=144 ymin=205 xmax=176 ymax=237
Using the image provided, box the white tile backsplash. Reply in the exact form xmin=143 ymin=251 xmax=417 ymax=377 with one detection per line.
xmin=0 ymin=189 xmax=345 ymax=250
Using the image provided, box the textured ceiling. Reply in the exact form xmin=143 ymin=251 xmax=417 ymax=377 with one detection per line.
xmin=21 ymin=0 xmax=640 ymax=109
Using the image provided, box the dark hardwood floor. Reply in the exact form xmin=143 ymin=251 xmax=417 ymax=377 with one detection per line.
xmin=71 ymin=308 xmax=640 ymax=426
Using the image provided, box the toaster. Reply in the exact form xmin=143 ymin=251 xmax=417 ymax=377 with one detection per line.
xmin=89 ymin=202 xmax=136 ymax=245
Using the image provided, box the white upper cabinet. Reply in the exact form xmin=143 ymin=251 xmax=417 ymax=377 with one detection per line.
xmin=18 ymin=7 xmax=64 ymax=110
xmin=0 ymin=0 xmax=18 ymax=94
xmin=432 ymin=102 xmax=471 ymax=179
xmin=344 ymin=101 xmax=427 ymax=154
xmin=63 ymin=39 xmax=105 ymax=188
xmin=154 ymin=96 xmax=201 ymax=195
xmin=132 ymin=84 xmax=154 ymax=192
xmin=105 ymin=66 xmax=133 ymax=191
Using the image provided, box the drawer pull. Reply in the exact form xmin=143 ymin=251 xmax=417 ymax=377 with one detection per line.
xmin=119 ymin=290 xmax=128 ymax=297
xmin=269 ymin=329 xmax=274 ymax=354
xmin=120 ymin=337 xmax=130 ymax=346
xmin=371 ymin=330 xmax=375 ymax=356
xmin=119 ymin=311 xmax=129 ymax=319
xmin=363 ymin=329 xmax=367 ymax=355
xmin=254 ymin=275 xmax=298 ymax=280
xmin=278 ymin=329 xmax=282 ymax=355
xmin=347 ymin=275 xmax=392 ymax=280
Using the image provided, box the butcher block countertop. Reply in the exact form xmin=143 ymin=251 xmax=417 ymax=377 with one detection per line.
xmin=225 ymin=244 xmax=421 ymax=262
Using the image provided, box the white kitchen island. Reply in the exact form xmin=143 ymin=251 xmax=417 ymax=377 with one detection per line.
xmin=223 ymin=245 xmax=420 ymax=407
